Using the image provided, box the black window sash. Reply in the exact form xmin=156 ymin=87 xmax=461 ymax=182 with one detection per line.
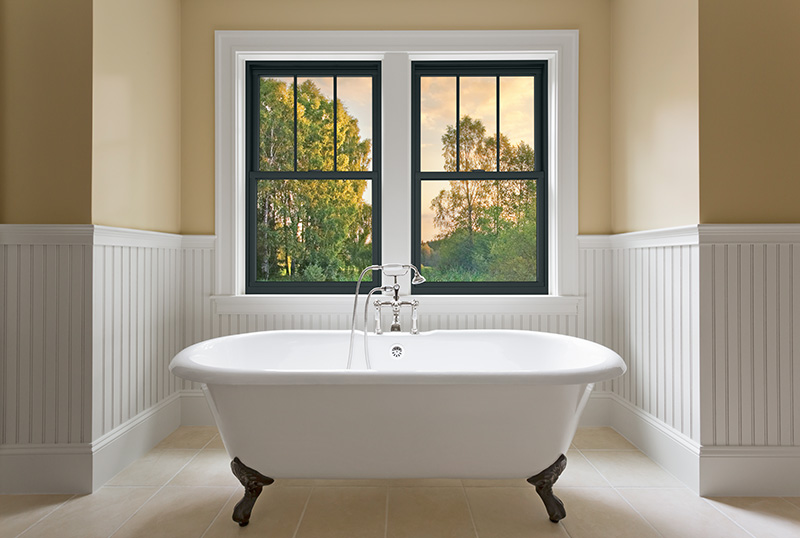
xmin=245 ymin=61 xmax=382 ymax=294
xmin=411 ymin=61 xmax=548 ymax=295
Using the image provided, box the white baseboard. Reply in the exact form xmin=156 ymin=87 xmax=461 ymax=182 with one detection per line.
xmin=91 ymin=394 xmax=183 ymax=491
xmin=699 ymin=446 xmax=800 ymax=496
xmin=0 ymin=445 xmax=93 ymax=494
xmin=583 ymin=392 xmax=800 ymax=496
xmin=578 ymin=391 xmax=615 ymax=427
xmin=180 ymin=389 xmax=216 ymax=426
xmin=603 ymin=393 xmax=701 ymax=493
xmin=0 ymin=394 xmax=182 ymax=494
xmin=582 ymin=392 xmax=700 ymax=492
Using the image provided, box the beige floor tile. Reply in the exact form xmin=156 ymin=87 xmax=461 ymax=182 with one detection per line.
xmin=465 ymin=487 xmax=570 ymax=537
xmin=202 ymin=486 xmax=311 ymax=538
xmin=558 ymin=449 xmax=611 ymax=488
xmin=706 ymin=497 xmax=800 ymax=538
xmin=557 ymin=488 xmax=660 ymax=538
xmin=618 ymin=488 xmax=751 ymax=538
xmin=294 ymin=487 xmax=386 ymax=538
xmin=0 ymin=494 xmax=72 ymax=538
xmin=168 ymin=449 xmax=240 ymax=487
xmin=572 ymin=427 xmax=637 ymax=450
xmin=581 ymin=450 xmax=683 ymax=487
xmin=110 ymin=486 xmax=235 ymax=538
xmin=387 ymin=487 xmax=476 ymax=538
xmin=20 ymin=487 xmax=157 ymax=538
xmin=107 ymin=449 xmax=197 ymax=486
xmin=154 ymin=426 xmax=219 ymax=449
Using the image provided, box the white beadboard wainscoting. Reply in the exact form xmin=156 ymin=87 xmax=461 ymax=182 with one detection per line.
xmin=579 ymin=229 xmax=703 ymax=491
xmin=0 ymin=226 xmax=205 ymax=493
xmin=698 ymin=226 xmax=800 ymax=495
xmin=3 ymin=223 xmax=800 ymax=496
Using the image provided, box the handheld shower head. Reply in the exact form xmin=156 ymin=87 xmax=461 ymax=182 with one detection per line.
xmin=411 ymin=271 xmax=426 ymax=285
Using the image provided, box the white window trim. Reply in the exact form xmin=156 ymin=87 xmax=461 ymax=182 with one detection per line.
xmin=214 ymin=30 xmax=579 ymax=315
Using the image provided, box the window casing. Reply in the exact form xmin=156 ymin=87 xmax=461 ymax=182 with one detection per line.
xmin=214 ymin=31 xmax=579 ymax=311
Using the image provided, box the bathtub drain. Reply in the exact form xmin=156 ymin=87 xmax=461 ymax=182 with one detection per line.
xmin=390 ymin=344 xmax=404 ymax=359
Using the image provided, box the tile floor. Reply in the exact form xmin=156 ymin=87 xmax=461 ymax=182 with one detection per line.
xmin=3 ymin=426 xmax=800 ymax=537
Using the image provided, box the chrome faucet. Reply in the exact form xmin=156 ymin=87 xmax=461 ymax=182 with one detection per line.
xmin=347 ymin=264 xmax=425 ymax=369
xmin=372 ymin=282 xmax=420 ymax=335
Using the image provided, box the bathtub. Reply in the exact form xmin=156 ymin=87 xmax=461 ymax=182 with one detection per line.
xmin=170 ymin=329 xmax=625 ymax=525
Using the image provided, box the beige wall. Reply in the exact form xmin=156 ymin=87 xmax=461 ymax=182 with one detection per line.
xmin=92 ymin=0 xmax=182 ymax=233
xmin=180 ymin=0 xmax=613 ymax=234
xmin=699 ymin=0 xmax=800 ymax=223
xmin=610 ymin=0 xmax=699 ymax=233
xmin=0 ymin=0 xmax=93 ymax=224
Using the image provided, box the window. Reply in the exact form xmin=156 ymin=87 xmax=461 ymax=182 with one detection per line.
xmin=215 ymin=31 xmax=579 ymax=308
xmin=245 ymin=62 xmax=381 ymax=293
xmin=412 ymin=61 xmax=547 ymax=294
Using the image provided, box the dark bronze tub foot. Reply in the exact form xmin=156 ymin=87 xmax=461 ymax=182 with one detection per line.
xmin=231 ymin=457 xmax=275 ymax=526
xmin=527 ymin=454 xmax=567 ymax=522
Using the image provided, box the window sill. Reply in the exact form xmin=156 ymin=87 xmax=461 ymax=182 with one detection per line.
xmin=211 ymin=294 xmax=581 ymax=316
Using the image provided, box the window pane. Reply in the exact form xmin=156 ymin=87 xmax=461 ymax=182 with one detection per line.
xmin=297 ymin=77 xmax=335 ymax=171
xmin=336 ymin=77 xmax=372 ymax=172
xmin=459 ymin=77 xmax=497 ymax=172
xmin=499 ymin=76 xmax=535 ymax=171
xmin=259 ymin=77 xmax=295 ymax=171
xmin=420 ymin=179 xmax=537 ymax=282
xmin=420 ymin=77 xmax=456 ymax=172
xmin=255 ymin=179 xmax=372 ymax=282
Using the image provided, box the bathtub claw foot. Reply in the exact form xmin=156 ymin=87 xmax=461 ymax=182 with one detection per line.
xmin=527 ymin=454 xmax=567 ymax=522
xmin=231 ymin=457 xmax=274 ymax=526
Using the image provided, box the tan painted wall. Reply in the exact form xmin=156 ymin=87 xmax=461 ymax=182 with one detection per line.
xmin=180 ymin=0 xmax=613 ymax=234
xmin=610 ymin=0 xmax=699 ymax=233
xmin=92 ymin=0 xmax=182 ymax=233
xmin=0 ymin=0 xmax=93 ymax=224
xmin=699 ymin=0 xmax=800 ymax=223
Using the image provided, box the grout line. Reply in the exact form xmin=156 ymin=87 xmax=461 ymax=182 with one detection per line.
xmin=199 ymin=488 xmax=238 ymax=538
xmin=574 ymin=447 xmax=614 ymax=488
xmin=14 ymin=494 xmax=77 ymax=538
xmin=290 ymin=486 xmax=314 ymax=538
xmin=460 ymin=485 xmax=480 ymax=538
xmin=611 ymin=488 xmax=667 ymax=538
xmin=701 ymin=499 xmax=758 ymax=538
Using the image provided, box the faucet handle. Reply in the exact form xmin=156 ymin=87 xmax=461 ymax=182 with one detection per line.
xmin=373 ymin=300 xmax=383 ymax=335
xmin=411 ymin=300 xmax=420 ymax=335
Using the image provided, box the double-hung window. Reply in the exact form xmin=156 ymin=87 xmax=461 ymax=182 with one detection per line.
xmin=216 ymin=31 xmax=580 ymax=304
xmin=411 ymin=61 xmax=547 ymax=294
xmin=245 ymin=62 xmax=381 ymax=293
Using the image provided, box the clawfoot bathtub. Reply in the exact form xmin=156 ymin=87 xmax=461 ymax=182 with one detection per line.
xmin=170 ymin=329 xmax=626 ymax=527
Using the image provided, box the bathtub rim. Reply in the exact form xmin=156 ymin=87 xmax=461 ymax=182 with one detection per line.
xmin=170 ymin=329 xmax=626 ymax=387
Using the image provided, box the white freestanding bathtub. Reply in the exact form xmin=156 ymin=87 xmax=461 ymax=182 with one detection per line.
xmin=170 ymin=329 xmax=625 ymax=526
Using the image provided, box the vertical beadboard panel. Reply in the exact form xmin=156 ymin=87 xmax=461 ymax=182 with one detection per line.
xmin=1 ymin=233 xmax=92 ymax=446
xmin=579 ymin=239 xmax=701 ymax=443
xmin=701 ymin=239 xmax=800 ymax=448
xmin=91 ymin=234 xmax=184 ymax=439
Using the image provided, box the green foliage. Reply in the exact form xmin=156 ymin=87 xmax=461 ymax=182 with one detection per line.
xmin=256 ymin=78 xmax=372 ymax=282
xmin=423 ymin=115 xmax=538 ymax=282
